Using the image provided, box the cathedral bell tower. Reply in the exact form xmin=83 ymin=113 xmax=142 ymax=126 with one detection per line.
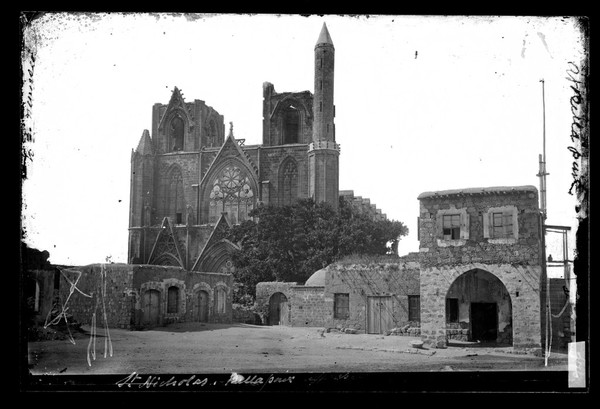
xmin=308 ymin=23 xmax=339 ymax=210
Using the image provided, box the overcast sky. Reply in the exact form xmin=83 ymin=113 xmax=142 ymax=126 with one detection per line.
xmin=21 ymin=13 xmax=586 ymax=273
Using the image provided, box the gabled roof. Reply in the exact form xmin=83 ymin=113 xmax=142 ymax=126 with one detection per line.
xmin=147 ymin=217 xmax=185 ymax=268
xmin=157 ymin=86 xmax=194 ymax=130
xmin=135 ymin=129 xmax=153 ymax=155
xmin=192 ymin=213 xmax=240 ymax=272
xmin=417 ymin=185 xmax=538 ymax=200
xmin=200 ymin=123 xmax=259 ymax=185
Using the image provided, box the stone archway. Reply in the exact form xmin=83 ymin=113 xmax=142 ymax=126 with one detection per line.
xmin=420 ymin=263 xmax=541 ymax=349
xmin=268 ymin=292 xmax=289 ymax=326
xmin=445 ymin=269 xmax=513 ymax=345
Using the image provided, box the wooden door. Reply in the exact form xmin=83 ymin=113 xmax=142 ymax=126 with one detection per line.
xmin=279 ymin=296 xmax=289 ymax=326
xmin=197 ymin=290 xmax=209 ymax=322
xmin=269 ymin=292 xmax=288 ymax=325
xmin=143 ymin=290 xmax=160 ymax=326
xmin=367 ymin=296 xmax=393 ymax=334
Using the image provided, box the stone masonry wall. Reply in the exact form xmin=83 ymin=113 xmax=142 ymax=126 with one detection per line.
xmin=27 ymin=269 xmax=57 ymax=326
xmin=57 ymin=264 xmax=233 ymax=330
xmin=418 ymin=190 xmax=541 ymax=267
xmin=417 ymin=189 xmax=542 ymax=349
xmin=58 ymin=264 xmax=135 ymax=330
xmin=420 ymin=263 xmax=542 ymax=348
xmin=289 ymin=286 xmax=330 ymax=327
xmin=132 ymin=265 xmax=233 ymax=326
xmin=256 ymin=145 xmax=310 ymax=206
xmin=154 ymin=153 xmax=200 ymax=225
xmin=325 ymin=261 xmax=420 ymax=333
xmin=255 ymin=281 xmax=298 ymax=325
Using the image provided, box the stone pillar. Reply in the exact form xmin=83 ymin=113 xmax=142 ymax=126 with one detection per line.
xmin=420 ymin=266 xmax=447 ymax=348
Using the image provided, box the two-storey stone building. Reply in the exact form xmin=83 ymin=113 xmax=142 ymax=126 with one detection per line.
xmin=417 ymin=185 xmax=543 ymax=349
xmin=256 ymin=185 xmax=544 ymax=350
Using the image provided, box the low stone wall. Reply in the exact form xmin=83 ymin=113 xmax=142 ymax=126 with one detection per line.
xmin=388 ymin=321 xmax=421 ymax=336
xmin=58 ymin=264 xmax=135 ymax=329
xmin=232 ymin=304 xmax=261 ymax=324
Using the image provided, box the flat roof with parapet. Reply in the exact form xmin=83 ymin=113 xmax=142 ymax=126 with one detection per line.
xmin=417 ymin=185 xmax=538 ymax=200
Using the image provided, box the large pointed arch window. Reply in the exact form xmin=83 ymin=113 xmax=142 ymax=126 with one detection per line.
xmin=209 ymin=166 xmax=255 ymax=225
xmin=207 ymin=120 xmax=218 ymax=147
xmin=169 ymin=115 xmax=184 ymax=151
xmin=282 ymin=105 xmax=300 ymax=144
xmin=280 ymin=159 xmax=298 ymax=206
xmin=168 ymin=167 xmax=185 ymax=224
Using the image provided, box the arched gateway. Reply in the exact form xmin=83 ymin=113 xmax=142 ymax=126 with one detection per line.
xmin=420 ymin=263 xmax=541 ymax=349
xmin=268 ymin=292 xmax=289 ymax=326
xmin=445 ymin=269 xmax=513 ymax=345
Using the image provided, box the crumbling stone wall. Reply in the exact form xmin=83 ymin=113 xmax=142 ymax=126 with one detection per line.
xmin=58 ymin=264 xmax=135 ymax=329
xmin=417 ymin=187 xmax=543 ymax=349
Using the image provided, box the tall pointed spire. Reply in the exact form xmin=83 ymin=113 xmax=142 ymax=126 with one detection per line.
xmin=135 ymin=129 xmax=154 ymax=155
xmin=316 ymin=22 xmax=334 ymax=47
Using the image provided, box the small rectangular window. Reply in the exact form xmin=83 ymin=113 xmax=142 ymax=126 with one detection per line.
xmin=176 ymin=212 xmax=183 ymax=224
xmin=492 ymin=211 xmax=513 ymax=238
xmin=319 ymin=101 xmax=322 ymax=112
xmin=443 ymin=214 xmax=461 ymax=240
xmin=408 ymin=295 xmax=420 ymax=321
xmin=334 ymin=293 xmax=349 ymax=319
xmin=446 ymin=298 xmax=459 ymax=323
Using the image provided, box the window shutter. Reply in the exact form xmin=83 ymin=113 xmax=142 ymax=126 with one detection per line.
xmin=511 ymin=209 xmax=519 ymax=239
xmin=460 ymin=212 xmax=470 ymax=240
xmin=483 ymin=211 xmax=490 ymax=239
xmin=435 ymin=213 xmax=443 ymax=239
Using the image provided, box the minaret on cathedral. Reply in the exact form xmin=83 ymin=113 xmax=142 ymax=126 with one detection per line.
xmin=308 ymin=22 xmax=340 ymax=210
xmin=128 ymin=23 xmax=388 ymax=269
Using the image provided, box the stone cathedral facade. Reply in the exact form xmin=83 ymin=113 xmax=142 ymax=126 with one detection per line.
xmin=128 ymin=24 xmax=383 ymax=274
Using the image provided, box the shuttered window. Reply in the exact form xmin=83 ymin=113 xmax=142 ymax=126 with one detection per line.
xmin=334 ymin=293 xmax=349 ymax=319
xmin=492 ymin=212 xmax=513 ymax=238
xmin=483 ymin=207 xmax=518 ymax=240
xmin=408 ymin=295 xmax=420 ymax=321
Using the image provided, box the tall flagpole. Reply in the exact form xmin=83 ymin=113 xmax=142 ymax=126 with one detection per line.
xmin=537 ymin=79 xmax=551 ymax=366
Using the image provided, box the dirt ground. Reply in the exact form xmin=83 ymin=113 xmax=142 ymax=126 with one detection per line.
xmin=27 ymin=322 xmax=568 ymax=375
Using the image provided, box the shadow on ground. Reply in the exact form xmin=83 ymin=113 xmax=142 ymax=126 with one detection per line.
xmin=149 ymin=322 xmax=270 ymax=333
xmin=447 ymin=340 xmax=512 ymax=349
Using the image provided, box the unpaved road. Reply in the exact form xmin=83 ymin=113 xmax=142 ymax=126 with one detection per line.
xmin=27 ymin=322 xmax=568 ymax=375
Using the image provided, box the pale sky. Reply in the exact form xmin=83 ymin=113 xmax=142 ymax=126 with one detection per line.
xmin=21 ymin=14 xmax=586 ymax=273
